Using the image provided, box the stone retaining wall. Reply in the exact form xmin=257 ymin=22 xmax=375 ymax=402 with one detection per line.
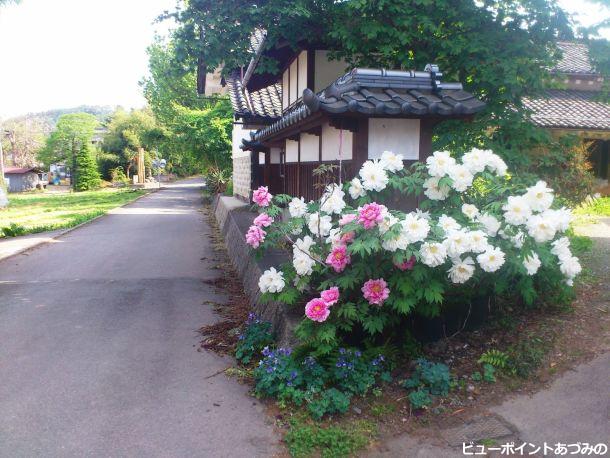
xmin=213 ymin=195 xmax=300 ymax=345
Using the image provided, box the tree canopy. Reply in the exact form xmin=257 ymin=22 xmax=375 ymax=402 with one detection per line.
xmin=39 ymin=113 xmax=98 ymax=166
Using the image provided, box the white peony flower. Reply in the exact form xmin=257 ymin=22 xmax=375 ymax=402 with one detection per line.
xmin=526 ymin=214 xmax=556 ymax=243
xmin=426 ymin=150 xmax=456 ymax=177
xmin=476 ymin=247 xmax=505 ymax=272
xmin=293 ymin=252 xmax=315 ymax=276
xmin=423 ymin=176 xmax=450 ymax=201
xmin=551 ymin=236 xmax=572 ymax=261
xmin=444 ymin=229 xmax=471 ymax=258
xmin=560 ymin=256 xmax=581 ymax=280
xmin=462 ymin=148 xmax=491 ymax=174
xmin=381 ymin=230 xmax=409 ymax=252
xmin=523 ymin=253 xmax=541 ymax=275
xmin=308 ymin=213 xmax=332 ymax=237
xmin=294 ymin=235 xmax=315 ymax=256
xmin=420 ymin=242 xmax=447 ymax=267
xmin=438 ymin=214 xmax=461 ymax=234
xmin=478 ymin=213 xmax=501 ymax=236
xmin=467 ymin=230 xmax=489 ymax=253
xmin=360 ymin=160 xmax=389 ymax=192
xmin=415 ymin=209 xmax=431 ymax=220
xmin=511 ymin=231 xmax=525 ymax=249
xmin=288 ymin=197 xmax=308 ymax=218
xmin=541 ymin=207 xmax=572 ymax=233
xmin=448 ymin=256 xmax=475 ymax=283
xmin=320 ymin=184 xmax=346 ymax=215
xmin=447 ymin=163 xmax=474 ymax=192
xmin=348 ymin=177 xmax=366 ymax=199
xmin=487 ymin=154 xmax=508 ymax=176
xmin=380 ymin=150 xmax=404 ymax=172
xmin=503 ymin=195 xmax=532 ymax=226
xmin=525 ymin=181 xmax=554 ymax=212
xmin=326 ymin=227 xmax=343 ymax=245
xmin=378 ymin=211 xmax=399 ymax=235
xmin=402 ymin=213 xmax=431 ymax=243
xmin=258 ymin=267 xmax=285 ymax=293
xmin=462 ymin=203 xmax=480 ymax=220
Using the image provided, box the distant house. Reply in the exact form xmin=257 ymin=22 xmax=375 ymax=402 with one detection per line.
xmin=3 ymin=166 xmax=47 ymax=192
xmin=523 ymin=42 xmax=610 ymax=188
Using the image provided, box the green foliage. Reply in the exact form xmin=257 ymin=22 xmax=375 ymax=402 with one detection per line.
xmin=253 ymin=347 xmax=388 ymax=419
xmin=506 ymin=336 xmax=551 ymax=378
xmin=235 ymin=314 xmax=274 ymax=365
xmin=1 ymin=223 xmax=27 ymax=237
xmin=575 ymin=196 xmax=610 ymax=217
xmin=142 ymin=39 xmax=233 ymax=175
xmin=285 ymin=416 xmax=376 ymax=458
xmin=482 ymin=363 xmax=497 ymax=382
xmin=478 ymin=350 xmax=510 ymax=369
xmin=204 ymin=165 xmax=232 ymax=194
xmin=407 ymin=389 xmax=433 ymax=410
xmin=74 ymin=143 xmax=101 ymax=191
xmin=403 ymin=358 xmax=452 ymax=397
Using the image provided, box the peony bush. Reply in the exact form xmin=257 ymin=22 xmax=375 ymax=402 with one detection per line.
xmin=247 ymin=149 xmax=581 ymax=355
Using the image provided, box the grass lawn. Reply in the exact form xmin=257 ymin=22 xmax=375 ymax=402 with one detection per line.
xmin=0 ymin=188 xmax=146 ymax=237
xmin=574 ymin=196 xmax=610 ymax=217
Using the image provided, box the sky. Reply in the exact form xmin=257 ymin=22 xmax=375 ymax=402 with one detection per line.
xmin=0 ymin=0 xmax=177 ymax=119
xmin=0 ymin=0 xmax=608 ymax=120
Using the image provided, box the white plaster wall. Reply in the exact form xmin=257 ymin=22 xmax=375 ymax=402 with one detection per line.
xmin=258 ymin=152 xmax=265 ymax=165
xmin=282 ymin=69 xmax=289 ymax=109
xmin=368 ymin=119 xmax=420 ymax=160
xmin=289 ymin=59 xmax=298 ymax=104
xmin=298 ymin=51 xmax=308 ymax=96
xmin=286 ymin=139 xmax=299 ymax=163
xmin=321 ymin=123 xmax=353 ymax=161
xmin=314 ymin=51 xmax=348 ymax=92
xmin=270 ymin=147 xmax=281 ymax=164
xmin=300 ymin=133 xmax=319 ymax=162
xmin=232 ymin=123 xmax=252 ymax=159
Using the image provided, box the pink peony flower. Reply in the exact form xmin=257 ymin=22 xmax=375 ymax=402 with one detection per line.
xmin=394 ymin=256 xmax=416 ymax=271
xmin=320 ymin=286 xmax=340 ymax=306
xmin=358 ymin=203 xmax=385 ymax=229
xmin=252 ymin=186 xmax=272 ymax=207
xmin=253 ymin=213 xmax=274 ymax=227
xmin=305 ymin=298 xmax=330 ymax=322
xmin=245 ymin=225 xmax=266 ymax=248
xmin=362 ymin=278 xmax=390 ymax=306
xmin=326 ymin=244 xmax=351 ymax=273
xmin=339 ymin=213 xmax=357 ymax=226
xmin=340 ymin=231 xmax=355 ymax=244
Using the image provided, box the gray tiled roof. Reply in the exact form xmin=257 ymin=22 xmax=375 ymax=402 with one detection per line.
xmin=523 ymin=90 xmax=610 ymax=130
xmin=554 ymin=42 xmax=597 ymax=75
xmin=227 ymin=76 xmax=282 ymax=121
xmin=251 ymin=67 xmax=486 ymax=142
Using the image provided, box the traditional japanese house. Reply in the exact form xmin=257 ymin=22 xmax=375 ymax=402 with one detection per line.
xmin=226 ymin=32 xmax=486 ymax=202
xmin=523 ymin=41 xmax=610 ymax=190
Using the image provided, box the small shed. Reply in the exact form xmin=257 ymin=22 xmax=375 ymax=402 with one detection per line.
xmin=3 ymin=166 xmax=46 ymax=192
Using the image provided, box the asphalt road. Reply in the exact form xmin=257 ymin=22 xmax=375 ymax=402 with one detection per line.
xmin=0 ymin=179 xmax=279 ymax=457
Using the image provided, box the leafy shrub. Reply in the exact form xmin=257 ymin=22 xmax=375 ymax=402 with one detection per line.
xmin=235 ymin=313 xmax=274 ymax=365
xmin=253 ymin=347 xmax=388 ymax=419
xmin=1 ymin=223 xmax=27 ymax=237
xmin=403 ymin=358 xmax=451 ymax=396
xmin=408 ymin=389 xmax=433 ymax=410
xmin=251 ymin=148 xmax=582 ymax=357
xmin=204 ymin=165 xmax=231 ymax=194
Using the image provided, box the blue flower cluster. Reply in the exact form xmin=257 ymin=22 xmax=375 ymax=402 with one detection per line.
xmin=259 ymin=346 xmax=292 ymax=374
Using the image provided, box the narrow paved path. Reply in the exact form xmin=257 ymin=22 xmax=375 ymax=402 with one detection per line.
xmin=0 ymin=179 xmax=279 ymax=457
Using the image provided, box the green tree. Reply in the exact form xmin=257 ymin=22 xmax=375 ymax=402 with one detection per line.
xmin=39 ymin=112 xmax=98 ymax=189
xmin=101 ymin=108 xmax=161 ymax=179
xmin=74 ymin=142 xmax=101 ymax=191
xmin=141 ymin=39 xmax=232 ymax=174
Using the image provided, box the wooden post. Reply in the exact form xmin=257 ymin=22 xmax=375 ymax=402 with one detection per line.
xmin=138 ymin=148 xmax=145 ymax=184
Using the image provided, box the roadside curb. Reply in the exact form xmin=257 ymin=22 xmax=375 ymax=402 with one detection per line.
xmin=0 ymin=189 xmax=159 ymax=263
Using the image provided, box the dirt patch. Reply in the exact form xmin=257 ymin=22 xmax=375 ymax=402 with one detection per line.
xmin=197 ymin=203 xmax=252 ymax=354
